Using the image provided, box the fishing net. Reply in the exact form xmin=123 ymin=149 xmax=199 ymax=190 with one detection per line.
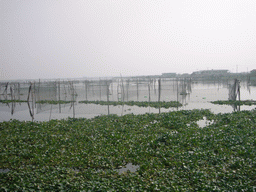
xmin=81 ymin=80 xmax=112 ymax=101
xmin=36 ymin=81 xmax=76 ymax=114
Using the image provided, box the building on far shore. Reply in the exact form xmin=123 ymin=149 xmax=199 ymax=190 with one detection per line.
xmin=161 ymin=73 xmax=176 ymax=78
xmin=191 ymin=69 xmax=229 ymax=80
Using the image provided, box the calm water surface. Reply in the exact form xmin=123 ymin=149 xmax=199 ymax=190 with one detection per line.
xmin=0 ymin=80 xmax=255 ymax=122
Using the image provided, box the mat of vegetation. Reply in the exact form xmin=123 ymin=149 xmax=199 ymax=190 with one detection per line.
xmin=36 ymin=100 xmax=73 ymax=105
xmin=79 ymin=100 xmax=182 ymax=109
xmin=211 ymin=100 xmax=256 ymax=106
xmin=1 ymin=109 xmax=256 ymax=191
xmin=0 ymin=100 xmax=27 ymax=104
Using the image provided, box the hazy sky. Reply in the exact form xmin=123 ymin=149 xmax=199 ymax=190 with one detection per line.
xmin=1 ymin=0 xmax=256 ymax=80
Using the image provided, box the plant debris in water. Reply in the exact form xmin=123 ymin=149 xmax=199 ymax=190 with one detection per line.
xmin=79 ymin=100 xmax=182 ymax=109
xmin=0 ymin=109 xmax=256 ymax=191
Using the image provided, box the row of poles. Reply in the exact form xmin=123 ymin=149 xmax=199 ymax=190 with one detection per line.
xmin=83 ymin=78 xmax=192 ymax=115
xmin=0 ymin=82 xmax=36 ymax=121
xmin=84 ymin=78 xmax=192 ymax=102
xmin=0 ymin=80 xmax=77 ymax=120
xmin=1 ymin=78 xmax=192 ymax=120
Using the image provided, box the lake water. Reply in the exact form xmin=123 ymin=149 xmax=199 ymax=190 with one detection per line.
xmin=0 ymin=79 xmax=255 ymax=122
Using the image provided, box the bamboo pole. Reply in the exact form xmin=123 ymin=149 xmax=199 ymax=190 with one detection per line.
xmin=14 ymin=84 xmax=16 ymax=106
xmin=126 ymin=79 xmax=129 ymax=101
xmin=27 ymin=83 xmax=34 ymax=121
xmin=58 ymin=80 xmax=61 ymax=113
xmin=154 ymin=78 xmax=156 ymax=94
xmin=136 ymin=79 xmax=139 ymax=101
xmin=158 ymin=78 xmax=161 ymax=114
xmin=27 ymin=83 xmax=31 ymax=101
xmin=111 ymin=81 xmax=113 ymax=101
xmin=177 ymin=78 xmax=179 ymax=110
xmin=72 ymin=82 xmax=75 ymax=118
xmin=117 ymin=79 xmax=119 ymax=101
xmin=92 ymin=82 xmax=94 ymax=99
xmin=14 ymin=84 xmax=16 ymax=110
xmin=32 ymin=82 xmax=34 ymax=120
xmin=64 ymin=85 xmax=67 ymax=101
xmin=33 ymin=81 xmax=36 ymax=109
xmin=49 ymin=104 xmax=53 ymax=121
xmin=85 ymin=81 xmax=88 ymax=100
xmin=120 ymin=74 xmax=125 ymax=102
xmin=106 ymin=81 xmax=110 ymax=115
xmin=158 ymin=79 xmax=161 ymax=102
xmin=3 ymin=83 xmax=8 ymax=100
xmin=10 ymin=86 xmax=14 ymax=115
xmin=37 ymin=80 xmax=40 ymax=112
xmin=148 ymin=82 xmax=151 ymax=113
xmin=148 ymin=81 xmax=151 ymax=102
xmin=13 ymin=83 xmax=16 ymax=100
xmin=99 ymin=79 xmax=102 ymax=101
xmin=120 ymin=74 xmax=125 ymax=116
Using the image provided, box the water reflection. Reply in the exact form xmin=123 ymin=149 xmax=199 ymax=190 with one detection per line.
xmin=0 ymin=78 xmax=255 ymax=122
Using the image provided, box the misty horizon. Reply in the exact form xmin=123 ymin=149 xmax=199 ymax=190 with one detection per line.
xmin=1 ymin=1 xmax=256 ymax=80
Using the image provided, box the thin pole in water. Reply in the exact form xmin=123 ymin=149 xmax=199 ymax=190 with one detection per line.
xmin=137 ymin=78 xmax=139 ymax=101
xmin=126 ymin=79 xmax=129 ymax=101
xmin=177 ymin=78 xmax=179 ymax=110
xmin=72 ymin=82 xmax=75 ymax=118
xmin=27 ymin=83 xmax=34 ymax=122
xmin=148 ymin=80 xmax=151 ymax=113
xmin=85 ymin=80 xmax=88 ymax=101
xmin=158 ymin=78 xmax=161 ymax=114
xmin=37 ymin=79 xmax=41 ymax=112
xmin=58 ymin=80 xmax=61 ymax=113
xmin=106 ymin=81 xmax=110 ymax=115
xmin=10 ymin=86 xmax=14 ymax=115
xmin=99 ymin=79 xmax=101 ymax=101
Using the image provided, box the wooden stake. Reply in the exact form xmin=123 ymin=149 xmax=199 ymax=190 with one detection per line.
xmin=177 ymin=78 xmax=179 ymax=110
xmin=158 ymin=78 xmax=161 ymax=114
xmin=99 ymin=79 xmax=102 ymax=101
xmin=27 ymin=83 xmax=34 ymax=121
xmin=37 ymin=80 xmax=40 ymax=111
xmin=85 ymin=81 xmax=88 ymax=101
xmin=106 ymin=81 xmax=110 ymax=115
xmin=120 ymin=74 xmax=125 ymax=102
xmin=137 ymin=79 xmax=139 ymax=101
xmin=126 ymin=79 xmax=129 ymax=101
xmin=58 ymin=80 xmax=61 ymax=113
xmin=148 ymin=81 xmax=151 ymax=103
xmin=72 ymin=82 xmax=75 ymax=118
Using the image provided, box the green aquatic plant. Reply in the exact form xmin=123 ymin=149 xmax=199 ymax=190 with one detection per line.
xmin=0 ymin=100 xmax=27 ymax=103
xmin=79 ymin=100 xmax=182 ymax=109
xmin=36 ymin=100 xmax=73 ymax=104
xmin=0 ymin=109 xmax=256 ymax=191
xmin=211 ymin=100 xmax=256 ymax=106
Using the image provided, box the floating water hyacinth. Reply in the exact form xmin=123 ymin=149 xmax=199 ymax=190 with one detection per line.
xmin=0 ymin=109 xmax=256 ymax=191
xmin=211 ymin=100 xmax=256 ymax=106
xmin=79 ymin=100 xmax=182 ymax=109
